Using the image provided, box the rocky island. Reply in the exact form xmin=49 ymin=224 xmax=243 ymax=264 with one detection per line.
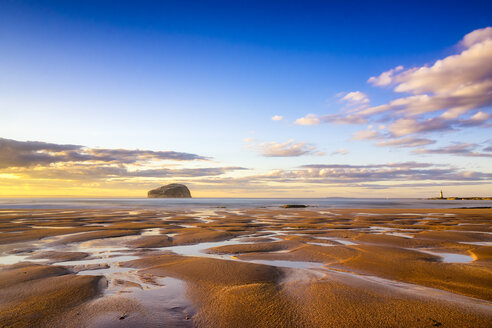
xmin=147 ymin=183 xmax=192 ymax=198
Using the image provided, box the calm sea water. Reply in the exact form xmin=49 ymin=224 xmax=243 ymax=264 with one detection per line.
xmin=0 ymin=198 xmax=490 ymax=209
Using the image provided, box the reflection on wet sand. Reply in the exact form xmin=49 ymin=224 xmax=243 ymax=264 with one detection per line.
xmin=0 ymin=207 xmax=491 ymax=327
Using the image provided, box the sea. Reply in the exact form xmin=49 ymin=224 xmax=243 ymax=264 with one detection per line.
xmin=0 ymin=198 xmax=491 ymax=210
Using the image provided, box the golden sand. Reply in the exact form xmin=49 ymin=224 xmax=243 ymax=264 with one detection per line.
xmin=0 ymin=263 xmax=101 ymax=328
xmin=0 ymin=207 xmax=491 ymax=327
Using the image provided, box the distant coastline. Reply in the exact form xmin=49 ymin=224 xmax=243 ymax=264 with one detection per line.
xmin=1 ymin=197 xmax=492 ymax=210
xmin=428 ymin=197 xmax=492 ymax=200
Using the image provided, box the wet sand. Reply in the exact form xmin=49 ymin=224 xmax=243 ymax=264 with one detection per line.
xmin=0 ymin=207 xmax=491 ymax=327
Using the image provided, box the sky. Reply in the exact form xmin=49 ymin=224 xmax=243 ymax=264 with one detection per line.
xmin=0 ymin=0 xmax=491 ymax=198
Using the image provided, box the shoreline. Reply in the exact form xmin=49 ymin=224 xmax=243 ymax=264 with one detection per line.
xmin=1 ymin=197 xmax=492 ymax=211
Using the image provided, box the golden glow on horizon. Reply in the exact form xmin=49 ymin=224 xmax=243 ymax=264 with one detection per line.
xmin=1 ymin=179 xmax=491 ymax=198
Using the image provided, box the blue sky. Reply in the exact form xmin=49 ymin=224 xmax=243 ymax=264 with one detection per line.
xmin=0 ymin=0 xmax=491 ymax=197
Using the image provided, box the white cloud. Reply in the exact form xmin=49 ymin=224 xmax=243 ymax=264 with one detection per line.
xmin=243 ymin=138 xmax=257 ymax=143
xmin=367 ymin=28 xmax=492 ymax=121
xmin=271 ymin=115 xmax=284 ymax=121
xmin=376 ymin=137 xmax=435 ymax=148
xmin=331 ymin=148 xmax=350 ymax=155
xmin=460 ymin=27 xmax=492 ymax=48
xmin=252 ymin=139 xmax=321 ymax=157
xmin=459 ymin=111 xmax=491 ymax=126
xmin=351 ymin=129 xmax=381 ymax=140
xmin=388 ymin=117 xmax=453 ymax=137
xmin=340 ymin=91 xmax=369 ymax=106
xmin=294 ymin=114 xmax=321 ymax=125
xmin=322 ymin=114 xmax=367 ymax=124
xmin=368 ymin=65 xmax=404 ymax=86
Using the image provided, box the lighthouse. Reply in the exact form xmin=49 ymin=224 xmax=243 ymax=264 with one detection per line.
xmin=439 ymin=190 xmax=444 ymax=199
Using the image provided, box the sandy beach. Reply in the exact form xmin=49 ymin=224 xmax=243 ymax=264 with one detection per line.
xmin=0 ymin=207 xmax=491 ymax=327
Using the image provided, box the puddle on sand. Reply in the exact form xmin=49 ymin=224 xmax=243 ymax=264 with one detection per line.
xmin=307 ymin=242 xmax=336 ymax=247
xmin=84 ymin=223 xmax=111 ymax=227
xmin=82 ymin=269 xmax=194 ymax=327
xmin=248 ymin=259 xmax=326 ymax=269
xmin=0 ymin=225 xmax=157 ymax=266
xmin=0 ymin=254 xmax=45 ymax=265
xmin=155 ymin=238 xmax=257 ymax=259
xmin=460 ymin=241 xmax=492 ymax=246
xmin=279 ymin=232 xmax=358 ymax=246
xmin=192 ymin=212 xmax=217 ymax=223
xmin=43 ymin=238 xmax=195 ymax=326
xmin=118 ymin=277 xmax=192 ymax=326
xmin=71 ymin=260 xmax=196 ymax=328
xmin=40 ymin=238 xmax=140 ymax=276
xmin=0 ymin=232 xmax=92 ymax=265
xmin=30 ymin=225 xmax=72 ymax=229
xmin=369 ymin=226 xmax=394 ymax=231
xmin=418 ymin=250 xmax=474 ymax=263
xmin=140 ymin=228 xmax=161 ymax=236
xmin=54 ymin=253 xmax=140 ymax=267
xmin=81 ymin=266 xmax=135 ymax=275
xmin=179 ymin=224 xmax=196 ymax=229
xmin=147 ymin=235 xmax=328 ymax=270
xmin=312 ymin=236 xmax=357 ymax=246
xmin=385 ymin=232 xmax=414 ymax=239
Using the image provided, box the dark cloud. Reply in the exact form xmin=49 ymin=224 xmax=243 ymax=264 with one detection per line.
xmin=388 ymin=117 xmax=456 ymax=137
xmin=85 ymin=148 xmax=207 ymax=163
xmin=13 ymin=165 xmax=247 ymax=180
xmin=375 ymin=137 xmax=435 ymax=148
xmin=355 ymin=181 xmax=490 ymax=189
xmin=413 ymin=143 xmax=492 ymax=157
xmin=125 ymin=167 xmax=247 ymax=178
xmin=0 ymin=138 xmax=81 ymax=168
xmin=0 ymin=137 xmax=207 ymax=169
xmin=191 ymin=162 xmax=492 ymax=188
xmin=300 ymin=162 xmax=434 ymax=169
xmin=0 ymin=137 xmax=249 ymax=184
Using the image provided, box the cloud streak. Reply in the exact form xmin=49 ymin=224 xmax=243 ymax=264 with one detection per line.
xmin=0 ymin=137 xmax=249 ymax=183
xmin=413 ymin=142 xmax=492 ymax=157
xmin=192 ymin=161 xmax=492 ymax=189
xmin=375 ymin=137 xmax=436 ymax=148
xmin=330 ymin=148 xmax=350 ymax=155
xmin=9 ymin=165 xmax=247 ymax=180
xmin=0 ymin=137 xmax=207 ymax=169
xmin=246 ymin=139 xmax=322 ymax=157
